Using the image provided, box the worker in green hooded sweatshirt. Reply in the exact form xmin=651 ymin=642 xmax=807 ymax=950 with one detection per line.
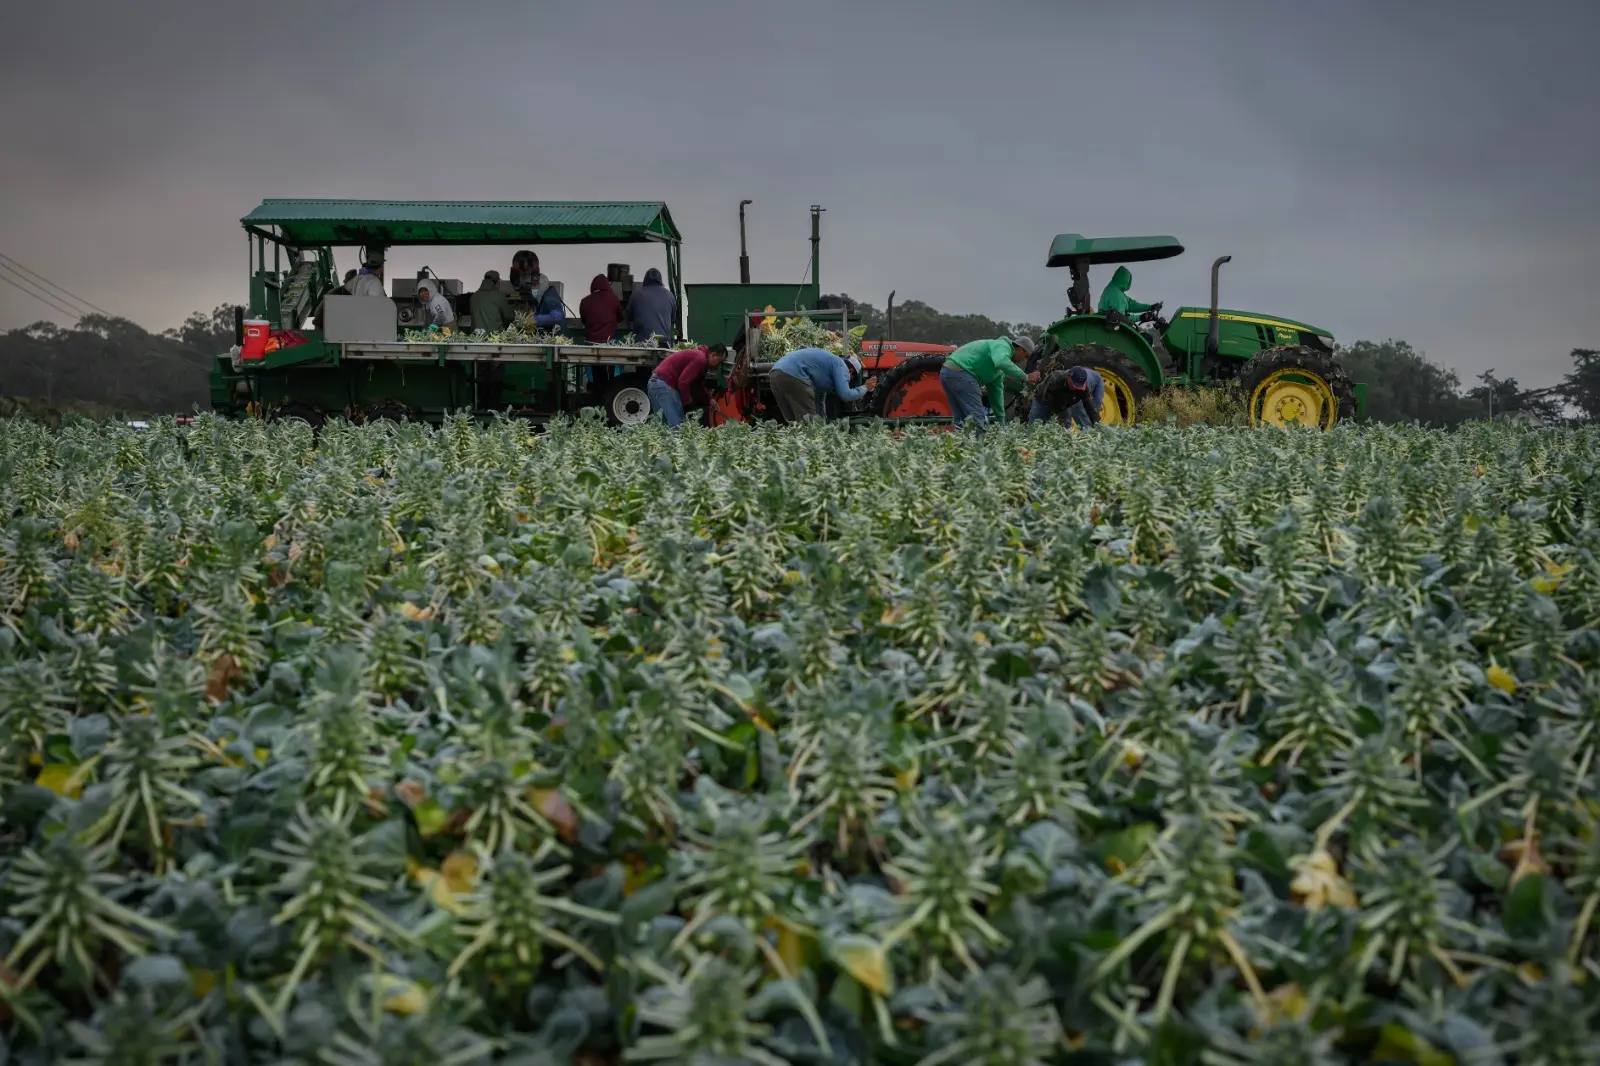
xmin=1098 ymin=265 xmax=1161 ymax=326
xmin=939 ymin=335 xmax=1037 ymax=429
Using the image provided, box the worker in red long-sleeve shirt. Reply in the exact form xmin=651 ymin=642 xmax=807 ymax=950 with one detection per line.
xmin=647 ymin=344 xmax=726 ymax=427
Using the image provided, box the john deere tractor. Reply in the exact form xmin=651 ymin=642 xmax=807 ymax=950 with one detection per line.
xmin=1026 ymin=234 xmax=1361 ymax=428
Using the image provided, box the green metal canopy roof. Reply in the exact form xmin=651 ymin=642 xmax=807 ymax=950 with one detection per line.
xmin=1046 ymin=233 xmax=1184 ymax=268
xmin=241 ymin=199 xmax=681 ymax=246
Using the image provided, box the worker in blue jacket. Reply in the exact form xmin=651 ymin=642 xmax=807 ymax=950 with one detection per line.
xmin=769 ymin=347 xmax=877 ymax=423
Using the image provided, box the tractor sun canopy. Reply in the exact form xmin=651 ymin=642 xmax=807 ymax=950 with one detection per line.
xmin=240 ymin=199 xmax=682 ymax=247
xmin=1046 ymin=233 xmax=1184 ymax=268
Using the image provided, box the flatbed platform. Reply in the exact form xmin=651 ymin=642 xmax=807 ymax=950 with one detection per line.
xmin=340 ymin=341 xmax=666 ymax=366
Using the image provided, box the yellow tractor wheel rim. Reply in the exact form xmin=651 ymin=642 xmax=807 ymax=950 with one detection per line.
xmin=1251 ymin=369 xmax=1337 ymax=429
xmin=1096 ymin=368 xmax=1138 ymax=426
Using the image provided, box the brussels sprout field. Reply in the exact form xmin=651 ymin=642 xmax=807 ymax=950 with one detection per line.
xmin=2 ymin=413 xmax=1600 ymax=1064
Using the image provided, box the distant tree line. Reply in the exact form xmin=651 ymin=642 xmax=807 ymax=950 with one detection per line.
xmin=2 ymin=298 xmax=1596 ymax=425
xmin=1330 ymin=340 xmax=1595 ymax=426
xmin=0 ymin=305 xmax=237 ymax=416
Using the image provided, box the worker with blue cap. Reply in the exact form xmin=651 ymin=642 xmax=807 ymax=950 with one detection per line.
xmin=1029 ymin=365 xmax=1104 ymax=428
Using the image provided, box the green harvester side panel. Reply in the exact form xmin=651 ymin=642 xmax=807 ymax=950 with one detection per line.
xmin=686 ymin=283 xmax=819 ymax=347
xmin=1044 ymin=314 xmax=1165 ymax=388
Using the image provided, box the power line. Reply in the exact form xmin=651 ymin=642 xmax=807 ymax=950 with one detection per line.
xmin=0 ymin=267 xmax=84 ymax=322
xmin=0 ymin=250 xmax=110 ymax=318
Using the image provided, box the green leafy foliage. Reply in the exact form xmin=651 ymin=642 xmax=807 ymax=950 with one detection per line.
xmin=1 ymin=413 xmax=1599 ymax=1063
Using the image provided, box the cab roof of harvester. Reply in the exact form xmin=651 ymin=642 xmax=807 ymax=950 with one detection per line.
xmin=241 ymin=199 xmax=681 ymax=247
xmin=1046 ymin=234 xmax=1184 ymax=268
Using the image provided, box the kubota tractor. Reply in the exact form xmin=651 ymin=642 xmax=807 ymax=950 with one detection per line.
xmin=867 ymin=235 xmax=1362 ymax=429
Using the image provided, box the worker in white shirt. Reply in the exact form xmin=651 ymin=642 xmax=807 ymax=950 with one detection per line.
xmin=415 ymin=280 xmax=456 ymax=334
xmin=349 ymin=252 xmax=387 ymax=299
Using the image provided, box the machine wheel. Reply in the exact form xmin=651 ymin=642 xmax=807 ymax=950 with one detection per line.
xmin=1020 ymin=344 xmax=1151 ymax=426
xmin=363 ymin=401 xmax=411 ymax=423
xmin=269 ymin=402 xmax=326 ymax=429
xmin=1240 ymin=346 xmax=1355 ymax=430
xmin=869 ymin=353 xmax=950 ymax=419
xmin=601 ymin=371 xmax=654 ymax=427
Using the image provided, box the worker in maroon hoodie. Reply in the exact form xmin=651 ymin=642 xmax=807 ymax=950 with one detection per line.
xmin=648 ymin=344 xmax=726 ymax=427
xmin=579 ymin=274 xmax=621 ymax=343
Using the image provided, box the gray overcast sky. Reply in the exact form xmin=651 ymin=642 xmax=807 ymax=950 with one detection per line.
xmin=1 ymin=0 xmax=1596 ymax=385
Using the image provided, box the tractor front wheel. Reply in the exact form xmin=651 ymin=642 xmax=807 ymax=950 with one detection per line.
xmin=1019 ymin=344 xmax=1150 ymax=426
xmin=1240 ymin=346 xmax=1355 ymax=430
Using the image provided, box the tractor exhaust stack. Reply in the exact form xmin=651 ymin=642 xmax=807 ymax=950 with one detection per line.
xmin=1207 ymin=255 xmax=1232 ymax=359
xmin=810 ymin=206 xmax=824 ymax=291
xmin=738 ymin=200 xmax=753 ymax=285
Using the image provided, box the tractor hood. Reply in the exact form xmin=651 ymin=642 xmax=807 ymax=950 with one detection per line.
xmin=1173 ymin=306 xmax=1333 ymax=340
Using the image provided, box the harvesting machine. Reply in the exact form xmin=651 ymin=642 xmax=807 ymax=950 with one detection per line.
xmin=867 ymin=235 xmax=1364 ymax=428
xmin=211 ymin=199 xmax=692 ymax=427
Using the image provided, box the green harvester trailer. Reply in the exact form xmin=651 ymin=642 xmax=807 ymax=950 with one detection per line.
xmin=1031 ymin=234 xmax=1365 ymax=427
xmin=211 ymin=200 xmax=694 ymax=426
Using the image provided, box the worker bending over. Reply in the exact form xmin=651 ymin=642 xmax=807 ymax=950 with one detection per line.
xmin=1098 ymin=266 xmax=1161 ymax=327
xmin=940 ymin=335 xmax=1037 ymax=430
xmin=1030 ymin=366 xmax=1104 ymax=428
xmin=649 ymin=343 xmax=726 ymax=428
xmin=415 ymin=281 xmax=456 ymax=333
xmin=769 ymin=347 xmax=876 ymax=423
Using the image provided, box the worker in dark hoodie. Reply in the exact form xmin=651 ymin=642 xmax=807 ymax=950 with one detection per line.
xmin=1097 ymin=265 xmax=1161 ymax=328
xmin=579 ymin=274 xmax=622 ymax=342
xmin=469 ymin=270 xmax=514 ymax=333
xmin=629 ymin=267 xmax=676 ymax=346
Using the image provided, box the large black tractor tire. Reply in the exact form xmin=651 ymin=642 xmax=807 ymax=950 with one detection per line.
xmin=1239 ymin=345 xmax=1356 ymax=430
xmin=363 ymin=401 xmax=412 ymax=424
xmin=867 ymin=353 xmax=951 ymax=419
xmin=1012 ymin=343 xmax=1152 ymax=425
xmin=601 ymin=371 xmax=655 ymax=427
xmin=269 ymin=402 xmax=326 ymax=429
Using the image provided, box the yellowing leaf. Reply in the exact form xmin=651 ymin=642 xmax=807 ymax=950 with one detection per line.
xmin=1372 ymin=1023 xmax=1454 ymax=1066
xmin=205 ymin=654 xmax=242 ymax=702
xmin=1290 ymin=849 xmax=1358 ymax=911
xmin=1255 ymin=983 xmax=1310 ymax=1028
xmin=776 ymin=922 xmax=807 ymax=976
xmin=440 ymin=851 xmax=478 ymax=893
xmin=371 ymin=974 xmax=428 ymax=1015
xmin=1486 ymin=664 xmax=1517 ymax=694
xmin=413 ymin=798 xmax=449 ymax=838
xmin=36 ymin=762 xmax=91 ymax=798
xmin=830 ymin=935 xmax=894 ymax=996
xmin=529 ymin=788 xmax=580 ymax=843
xmin=399 ymin=601 xmax=434 ymax=622
xmin=1534 ymin=560 xmax=1574 ymax=594
xmin=191 ymin=968 xmax=219 ymax=997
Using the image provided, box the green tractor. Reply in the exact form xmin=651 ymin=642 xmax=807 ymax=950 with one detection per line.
xmin=1028 ymin=234 xmax=1361 ymax=428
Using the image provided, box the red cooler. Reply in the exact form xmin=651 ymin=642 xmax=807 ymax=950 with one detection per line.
xmin=241 ymin=319 xmax=271 ymax=360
